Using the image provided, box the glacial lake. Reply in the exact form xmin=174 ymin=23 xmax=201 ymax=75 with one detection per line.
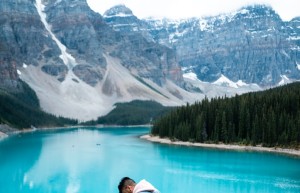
xmin=0 ymin=126 xmax=300 ymax=193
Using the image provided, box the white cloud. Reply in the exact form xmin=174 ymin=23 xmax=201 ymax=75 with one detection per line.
xmin=87 ymin=0 xmax=300 ymax=21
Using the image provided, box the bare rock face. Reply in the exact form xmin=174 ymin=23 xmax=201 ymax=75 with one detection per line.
xmin=41 ymin=0 xmax=184 ymax=87
xmin=72 ymin=65 xmax=104 ymax=86
xmin=0 ymin=0 xmax=64 ymax=90
xmin=40 ymin=0 xmax=108 ymax=85
xmin=41 ymin=64 xmax=68 ymax=82
xmin=0 ymin=0 xmax=185 ymax=91
xmin=103 ymin=5 xmax=300 ymax=86
xmin=144 ymin=5 xmax=300 ymax=86
xmin=0 ymin=56 xmax=19 ymax=90
xmin=103 ymin=5 xmax=183 ymax=86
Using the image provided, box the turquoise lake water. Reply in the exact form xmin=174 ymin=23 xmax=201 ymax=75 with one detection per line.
xmin=0 ymin=126 xmax=300 ymax=193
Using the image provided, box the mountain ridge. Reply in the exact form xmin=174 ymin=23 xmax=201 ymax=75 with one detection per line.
xmin=104 ymin=4 xmax=300 ymax=86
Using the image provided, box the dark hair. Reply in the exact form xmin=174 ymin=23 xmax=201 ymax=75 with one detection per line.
xmin=118 ymin=177 xmax=136 ymax=193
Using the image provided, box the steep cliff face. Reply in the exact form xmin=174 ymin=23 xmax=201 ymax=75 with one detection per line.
xmin=103 ymin=5 xmax=183 ymax=86
xmin=103 ymin=5 xmax=153 ymax=42
xmin=42 ymin=0 xmax=107 ymax=86
xmin=144 ymin=5 xmax=300 ymax=86
xmin=0 ymin=0 xmax=184 ymax=89
xmin=285 ymin=17 xmax=300 ymax=68
xmin=0 ymin=0 xmax=191 ymax=120
xmin=0 ymin=0 xmax=64 ymax=90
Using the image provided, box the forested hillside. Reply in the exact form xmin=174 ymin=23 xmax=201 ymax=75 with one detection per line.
xmin=0 ymin=81 xmax=78 ymax=129
xmin=85 ymin=100 xmax=174 ymax=125
xmin=152 ymin=82 xmax=300 ymax=148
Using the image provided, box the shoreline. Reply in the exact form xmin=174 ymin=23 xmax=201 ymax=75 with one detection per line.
xmin=140 ymin=134 xmax=300 ymax=157
xmin=0 ymin=124 xmax=152 ymax=140
xmin=0 ymin=131 xmax=8 ymax=138
xmin=4 ymin=125 xmax=298 ymax=157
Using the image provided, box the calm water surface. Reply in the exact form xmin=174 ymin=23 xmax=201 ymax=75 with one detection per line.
xmin=0 ymin=126 xmax=299 ymax=193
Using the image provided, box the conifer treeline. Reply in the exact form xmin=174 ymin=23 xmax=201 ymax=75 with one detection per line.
xmin=152 ymin=82 xmax=300 ymax=148
xmin=0 ymin=81 xmax=78 ymax=129
xmin=84 ymin=100 xmax=173 ymax=125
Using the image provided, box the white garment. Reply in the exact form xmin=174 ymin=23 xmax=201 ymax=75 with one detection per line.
xmin=133 ymin=179 xmax=160 ymax=193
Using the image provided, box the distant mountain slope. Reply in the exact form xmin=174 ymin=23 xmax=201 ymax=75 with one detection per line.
xmin=85 ymin=100 xmax=174 ymax=125
xmin=145 ymin=5 xmax=300 ymax=86
xmin=104 ymin=4 xmax=300 ymax=86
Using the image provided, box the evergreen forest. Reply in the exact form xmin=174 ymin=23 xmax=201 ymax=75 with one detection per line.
xmin=0 ymin=81 xmax=78 ymax=129
xmin=152 ymin=82 xmax=300 ymax=148
xmin=85 ymin=100 xmax=174 ymax=125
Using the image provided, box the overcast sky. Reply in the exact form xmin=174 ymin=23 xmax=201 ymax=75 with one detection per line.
xmin=87 ymin=0 xmax=299 ymax=21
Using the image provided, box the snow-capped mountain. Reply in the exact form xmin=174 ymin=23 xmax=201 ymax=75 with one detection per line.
xmin=104 ymin=4 xmax=300 ymax=87
xmin=146 ymin=5 xmax=300 ymax=86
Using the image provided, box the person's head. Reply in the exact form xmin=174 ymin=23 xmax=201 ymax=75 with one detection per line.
xmin=118 ymin=177 xmax=136 ymax=193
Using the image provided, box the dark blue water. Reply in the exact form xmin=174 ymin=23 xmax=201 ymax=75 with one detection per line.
xmin=0 ymin=126 xmax=299 ymax=193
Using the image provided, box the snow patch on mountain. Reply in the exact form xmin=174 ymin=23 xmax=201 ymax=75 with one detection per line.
xmin=213 ymin=75 xmax=239 ymax=88
xmin=104 ymin=13 xmax=133 ymax=18
xmin=183 ymin=76 xmax=261 ymax=99
xmin=212 ymin=75 xmax=256 ymax=89
xmin=199 ymin=19 xmax=209 ymax=31
xmin=236 ymin=80 xmax=248 ymax=87
xmin=35 ymin=0 xmax=76 ymax=69
xmin=297 ymin=62 xmax=300 ymax=70
xmin=183 ymin=72 xmax=199 ymax=81
xmin=103 ymin=4 xmax=134 ymax=18
xmin=278 ymin=75 xmax=292 ymax=86
xmin=239 ymin=8 xmax=250 ymax=15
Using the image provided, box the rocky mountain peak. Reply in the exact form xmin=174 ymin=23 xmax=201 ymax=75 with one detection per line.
xmin=139 ymin=4 xmax=300 ymax=86
xmin=103 ymin=4 xmax=154 ymax=42
xmin=246 ymin=4 xmax=275 ymax=13
xmin=236 ymin=4 xmax=280 ymax=19
xmin=103 ymin=4 xmax=134 ymax=18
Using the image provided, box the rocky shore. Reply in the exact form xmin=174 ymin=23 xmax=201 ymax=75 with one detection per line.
xmin=0 ymin=124 xmax=18 ymax=139
xmin=141 ymin=135 xmax=300 ymax=157
xmin=0 ymin=131 xmax=7 ymax=138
